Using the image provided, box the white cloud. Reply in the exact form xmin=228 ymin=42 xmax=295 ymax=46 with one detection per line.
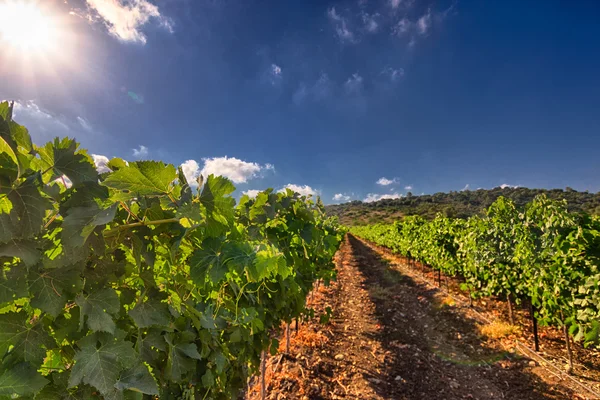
xmin=267 ymin=63 xmax=283 ymax=85
xmin=333 ymin=193 xmax=351 ymax=203
xmin=85 ymin=0 xmax=173 ymax=44
xmin=404 ymin=185 xmax=413 ymax=190
xmin=392 ymin=18 xmax=411 ymax=36
xmin=344 ymin=73 xmax=363 ymax=94
xmin=77 ymin=117 xmax=92 ymax=132
xmin=12 ymin=101 xmax=71 ymax=143
xmin=381 ymin=66 xmax=405 ymax=82
xmin=362 ymin=12 xmax=379 ymax=33
xmin=416 ymin=8 xmax=432 ymax=35
xmin=180 ymin=158 xmax=273 ymax=187
xmin=390 ymin=0 xmax=402 ymax=9
xmin=92 ymin=154 xmax=111 ymax=173
xmin=293 ymin=73 xmax=333 ymax=105
xmin=363 ymin=192 xmax=402 ymax=202
xmin=280 ymin=184 xmax=319 ymax=197
xmin=271 ymin=64 xmax=282 ymax=76
xmin=327 ymin=7 xmax=355 ymax=43
xmin=132 ymin=145 xmax=148 ymax=158
xmin=500 ymin=184 xmax=519 ymax=189
xmin=201 ymin=156 xmax=273 ymax=184
xmin=243 ymin=189 xmax=262 ymax=198
xmin=327 ymin=6 xmax=342 ymax=21
xmin=180 ymin=159 xmax=201 ymax=186
xmin=462 ymin=184 xmax=470 ymax=191
xmin=376 ymin=177 xmax=398 ymax=186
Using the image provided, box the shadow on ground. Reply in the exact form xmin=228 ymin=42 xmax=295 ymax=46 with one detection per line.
xmin=347 ymin=234 xmax=574 ymax=400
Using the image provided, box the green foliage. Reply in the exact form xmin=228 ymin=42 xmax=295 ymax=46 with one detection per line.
xmin=0 ymin=101 xmax=344 ymax=398
xmin=328 ymin=186 xmax=600 ymax=225
xmin=351 ymin=195 xmax=600 ymax=348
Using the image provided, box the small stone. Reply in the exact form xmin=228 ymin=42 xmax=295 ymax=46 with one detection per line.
xmin=528 ymin=360 xmax=537 ymax=367
xmin=395 ymin=375 xmax=403 ymax=381
xmin=335 ymin=354 xmax=344 ymax=361
xmin=449 ymin=381 xmax=460 ymax=389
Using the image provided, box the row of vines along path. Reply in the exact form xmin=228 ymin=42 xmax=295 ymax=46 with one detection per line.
xmin=249 ymin=234 xmax=597 ymax=399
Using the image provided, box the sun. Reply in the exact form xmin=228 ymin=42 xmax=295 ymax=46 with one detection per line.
xmin=0 ymin=1 xmax=58 ymax=53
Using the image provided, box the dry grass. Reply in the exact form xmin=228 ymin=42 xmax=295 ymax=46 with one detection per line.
xmin=479 ymin=320 xmax=520 ymax=339
xmin=440 ymin=296 xmax=456 ymax=307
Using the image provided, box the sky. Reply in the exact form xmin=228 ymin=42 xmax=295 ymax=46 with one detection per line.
xmin=1 ymin=0 xmax=600 ymax=204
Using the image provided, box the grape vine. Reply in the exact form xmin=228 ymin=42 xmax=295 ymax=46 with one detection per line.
xmin=350 ymin=196 xmax=600 ymax=372
xmin=0 ymin=101 xmax=344 ymax=399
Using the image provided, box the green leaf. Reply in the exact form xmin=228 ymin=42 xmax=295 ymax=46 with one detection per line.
xmin=165 ymin=333 xmax=201 ymax=382
xmin=76 ymin=288 xmax=120 ymax=334
xmin=61 ymin=204 xmax=117 ymax=248
xmin=0 ymin=102 xmax=11 ymax=120
xmin=115 ymin=363 xmax=159 ymax=395
xmin=0 ymin=312 xmax=54 ymax=367
xmin=189 ymin=237 xmax=225 ymax=286
xmin=199 ymin=175 xmax=236 ymax=233
xmin=29 ymin=265 xmax=83 ymax=317
xmin=0 ymin=266 xmax=28 ymax=305
xmin=201 ymin=370 xmax=214 ymax=387
xmin=9 ymin=121 xmax=33 ymax=153
xmin=0 ymin=179 xmax=51 ymax=243
xmin=0 ymin=240 xmax=41 ymax=266
xmin=36 ymin=138 xmax=98 ymax=185
xmin=0 ymin=362 xmax=48 ymax=396
xmin=68 ymin=335 xmax=136 ymax=396
xmin=0 ymin=136 xmax=19 ymax=182
xmin=129 ymin=299 xmax=171 ymax=328
xmin=102 ymin=161 xmax=176 ymax=198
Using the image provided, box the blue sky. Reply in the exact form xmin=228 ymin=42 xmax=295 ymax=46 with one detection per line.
xmin=1 ymin=0 xmax=600 ymax=203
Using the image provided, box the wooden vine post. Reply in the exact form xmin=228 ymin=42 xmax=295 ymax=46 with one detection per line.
xmin=530 ymin=303 xmax=540 ymax=352
xmin=507 ymin=295 xmax=515 ymax=325
xmin=260 ymin=351 xmax=266 ymax=400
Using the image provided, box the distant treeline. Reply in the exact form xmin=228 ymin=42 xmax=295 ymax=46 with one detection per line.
xmin=326 ymin=187 xmax=600 ymax=225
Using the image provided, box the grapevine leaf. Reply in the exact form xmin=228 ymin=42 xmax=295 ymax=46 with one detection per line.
xmin=62 ymin=204 xmax=117 ymax=248
xmin=199 ymin=175 xmax=235 ymax=234
xmin=0 ymin=267 xmax=28 ymax=305
xmin=29 ymin=265 xmax=83 ymax=317
xmin=0 ymin=312 xmax=55 ymax=367
xmin=129 ymin=299 xmax=171 ymax=328
xmin=0 ymin=102 xmax=10 ymax=120
xmin=36 ymin=138 xmax=98 ymax=185
xmin=0 ymin=240 xmax=41 ymax=266
xmin=165 ymin=333 xmax=201 ymax=382
xmin=34 ymin=372 xmax=83 ymax=400
xmin=8 ymin=121 xmax=33 ymax=153
xmin=115 ymin=363 xmax=159 ymax=395
xmin=0 ymin=179 xmax=51 ymax=243
xmin=76 ymin=288 xmax=120 ymax=334
xmin=190 ymin=237 xmax=225 ymax=286
xmin=0 ymin=362 xmax=48 ymax=396
xmin=0 ymin=136 xmax=19 ymax=183
xmin=102 ymin=161 xmax=176 ymax=197
xmin=68 ymin=335 xmax=136 ymax=396
xmin=0 ymin=196 xmax=11 ymax=214
xmin=201 ymin=370 xmax=214 ymax=387
xmin=177 ymin=166 xmax=192 ymax=204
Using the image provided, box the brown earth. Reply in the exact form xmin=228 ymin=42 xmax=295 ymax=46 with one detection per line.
xmin=248 ymin=234 xmax=598 ymax=399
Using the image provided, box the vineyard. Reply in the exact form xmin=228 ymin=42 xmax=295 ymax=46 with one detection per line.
xmin=350 ymin=196 xmax=600 ymax=374
xmin=2 ymin=94 xmax=600 ymax=399
xmin=0 ymin=101 xmax=344 ymax=399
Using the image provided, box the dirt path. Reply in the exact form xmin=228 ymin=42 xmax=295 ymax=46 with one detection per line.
xmin=251 ymin=235 xmax=581 ymax=399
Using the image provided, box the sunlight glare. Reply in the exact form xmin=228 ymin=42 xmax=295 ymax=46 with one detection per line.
xmin=0 ymin=1 xmax=58 ymax=53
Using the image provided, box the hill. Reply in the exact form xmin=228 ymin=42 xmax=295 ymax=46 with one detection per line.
xmin=325 ymin=187 xmax=600 ymax=225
